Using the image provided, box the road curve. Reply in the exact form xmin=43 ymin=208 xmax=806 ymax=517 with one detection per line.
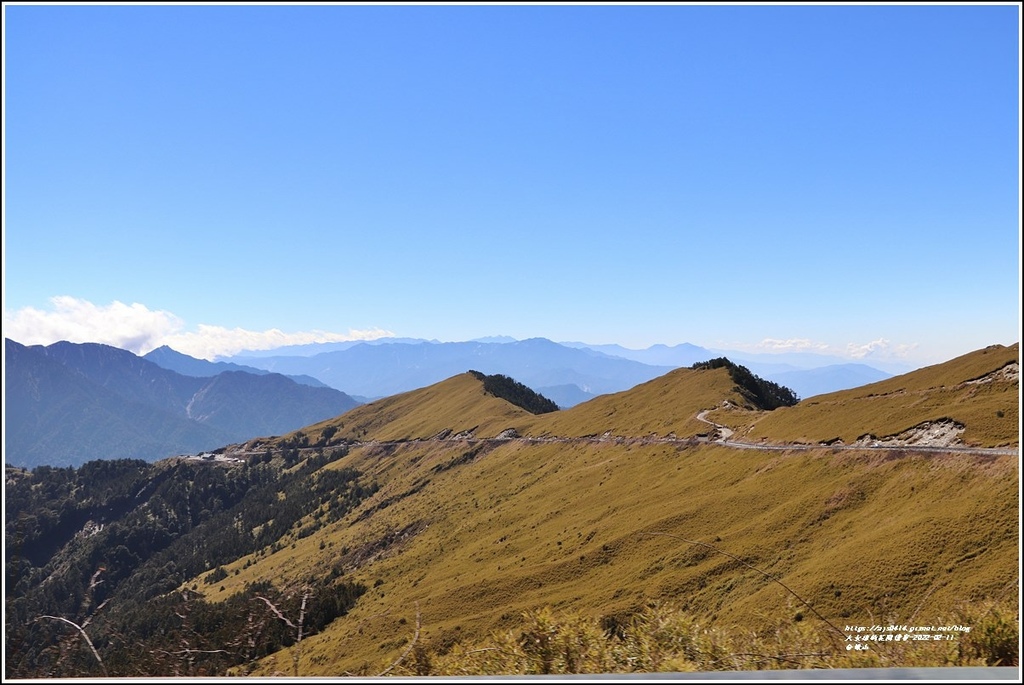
xmin=228 ymin=412 xmax=1017 ymax=460
xmin=692 ymin=409 xmax=1017 ymax=457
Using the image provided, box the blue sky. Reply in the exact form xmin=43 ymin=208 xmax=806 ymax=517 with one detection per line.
xmin=3 ymin=3 xmax=1020 ymax=366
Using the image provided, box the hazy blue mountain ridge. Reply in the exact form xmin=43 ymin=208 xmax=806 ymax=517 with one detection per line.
xmin=536 ymin=384 xmax=598 ymax=409
xmin=144 ymin=345 xmax=329 ymax=387
xmin=230 ymin=337 xmax=438 ymax=358
xmin=227 ymin=337 xmax=893 ymax=404
xmin=183 ymin=370 xmax=358 ymax=438
xmin=757 ymin=363 xmax=893 ymax=400
xmin=44 ymin=341 xmax=200 ymax=416
xmin=718 ymin=350 xmax=912 ymax=376
xmin=4 ymin=339 xmax=360 ymax=468
xmin=559 ymin=341 xmax=715 ymax=367
xmin=6 ymin=334 xmax=898 ymax=468
xmin=5 ymin=340 xmax=234 ymax=468
xmin=229 ymin=338 xmax=676 ymax=401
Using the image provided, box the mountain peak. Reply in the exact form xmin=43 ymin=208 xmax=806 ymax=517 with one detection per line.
xmin=470 ymin=335 xmax=519 ymax=344
xmin=468 ymin=370 xmax=559 ymax=414
xmin=690 ymin=357 xmax=800 ymax=409
xmin=6 ymin=340 xmax=361 ymax=467
xmin=290 ymin=371 xmax=540 ymax=445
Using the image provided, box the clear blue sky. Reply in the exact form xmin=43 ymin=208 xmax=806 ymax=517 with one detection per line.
xmin=3 ymin=3 xmax=1020 ymax=365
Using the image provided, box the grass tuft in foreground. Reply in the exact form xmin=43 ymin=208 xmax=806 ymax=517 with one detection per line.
xmin=386 ymin=598 xmax=1018 ymax=676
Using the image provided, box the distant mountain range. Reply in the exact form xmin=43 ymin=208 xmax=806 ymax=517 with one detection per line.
xmin=559 ymin=340 xmax=714 ymax=367
xmin=224 ymin=337 xmax=896 ymax=404
xmin=4 ymin=339 xmax=360 ymax=468
xmin=228 ymin=338 xmax=678 ymax=402
xmin=4 ymin=335 xmax=900 ymax=468
xmin=757 ymin=363 xmax=891 ymax=399
xmin=142 ymin=345 xmax=330 ymax=387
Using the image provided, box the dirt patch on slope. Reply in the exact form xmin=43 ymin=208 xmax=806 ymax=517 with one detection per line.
xmin=963 ymin=361 xmax=1019 ymax=385
xmin=852 ymin=419 xmax=966 ymax=448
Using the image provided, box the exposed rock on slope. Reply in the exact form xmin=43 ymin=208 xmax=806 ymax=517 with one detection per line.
xmin=851 ymin=419 xmax=966 ymax=447
xmin=735 ymin=344 xmax=1018 ymax=448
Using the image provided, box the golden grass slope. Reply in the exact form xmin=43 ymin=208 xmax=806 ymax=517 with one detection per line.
xmin=290 ymin=372 xmax=535 ymax=443
xmin=270 ymin=365 xmax=753 ymax=448
xmin=523 ymin=366 xmax=750 ymax=439
xmin=723 ymin=343 xmax=1019 ymax=448
xmin=211 ymin=440 xmax=1016 ymax=676
xmin=272 ymin=343 xmax=1018 ymax=451
xmin=203 ymin=343 xmax=1018 ymax=675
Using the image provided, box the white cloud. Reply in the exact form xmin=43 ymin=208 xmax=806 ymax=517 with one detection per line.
xmin=3 ymin=296 xmax=393 ymax=360
xmin=753 ymin=338 xmax=832 ymax=353
xmin=846 ymin=338 xmax=890 ymax=359
xmin=846 ymin=338 xmax=918 ymax=360
xmin=3 ymin=296 xmax=184 ymax=354
xmin=162 ymin=325 xmax=393 ymax=360
xmin=716 ymin=336 xmax=921 ymax=362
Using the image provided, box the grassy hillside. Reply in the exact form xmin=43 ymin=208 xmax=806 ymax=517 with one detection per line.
xmin=522 ymin=366 xmax=749 ymax=439
xmin=289 ymin=373 xmax=535 ymax=444
xmin=268 ymin=365 xmax=756 ymax=447
xmin=10 ymin=345 xmax=1017 ymax=677
xmin=204 ymin=439 xmax=1015 ymax=676
xmin=193 ymin=347 xmax=1019 ymax=675
xmin=723 ymin=344 xmax=1019 ymax=447
xmin=279 ymin=345 xmax=1017 ymax=451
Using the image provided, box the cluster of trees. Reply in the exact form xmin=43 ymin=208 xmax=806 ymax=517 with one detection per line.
xmin=691 ymin=358 xmax=799 ymax=410
xmin=4 ymin=447 xmax=377 ymax=678
xmin=10 ymin=576 xmax=365 ymax=677
xmin=469 ymin=370 xmax=560 ymax=414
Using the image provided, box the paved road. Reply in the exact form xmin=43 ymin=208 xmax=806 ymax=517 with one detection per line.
xmin=231 ymin=415 xmax=1016 ymax=459
xmin=692 ymin=410 xmax=1018 ymax=457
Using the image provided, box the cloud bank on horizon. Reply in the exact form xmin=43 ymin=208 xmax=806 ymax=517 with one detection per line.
xmin=5 ymin=296 xmax=927 ymax=365
xmin=721 ymin=337 xmax=919 ymax=361
xmin=3 ymin=296 xmax=394 ymax=360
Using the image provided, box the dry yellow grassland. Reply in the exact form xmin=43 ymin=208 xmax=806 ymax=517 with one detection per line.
xmin=206 ymin=343 xmax=1017 ymax=675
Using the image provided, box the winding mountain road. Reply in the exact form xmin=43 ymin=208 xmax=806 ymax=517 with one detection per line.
xmin=691 ymin=410 xmax=1017 ymax=457
xmin=230 ymin=412 xmax=1017 ymax=460
xmin=695 ymin=410 xmax=734 ymax=442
